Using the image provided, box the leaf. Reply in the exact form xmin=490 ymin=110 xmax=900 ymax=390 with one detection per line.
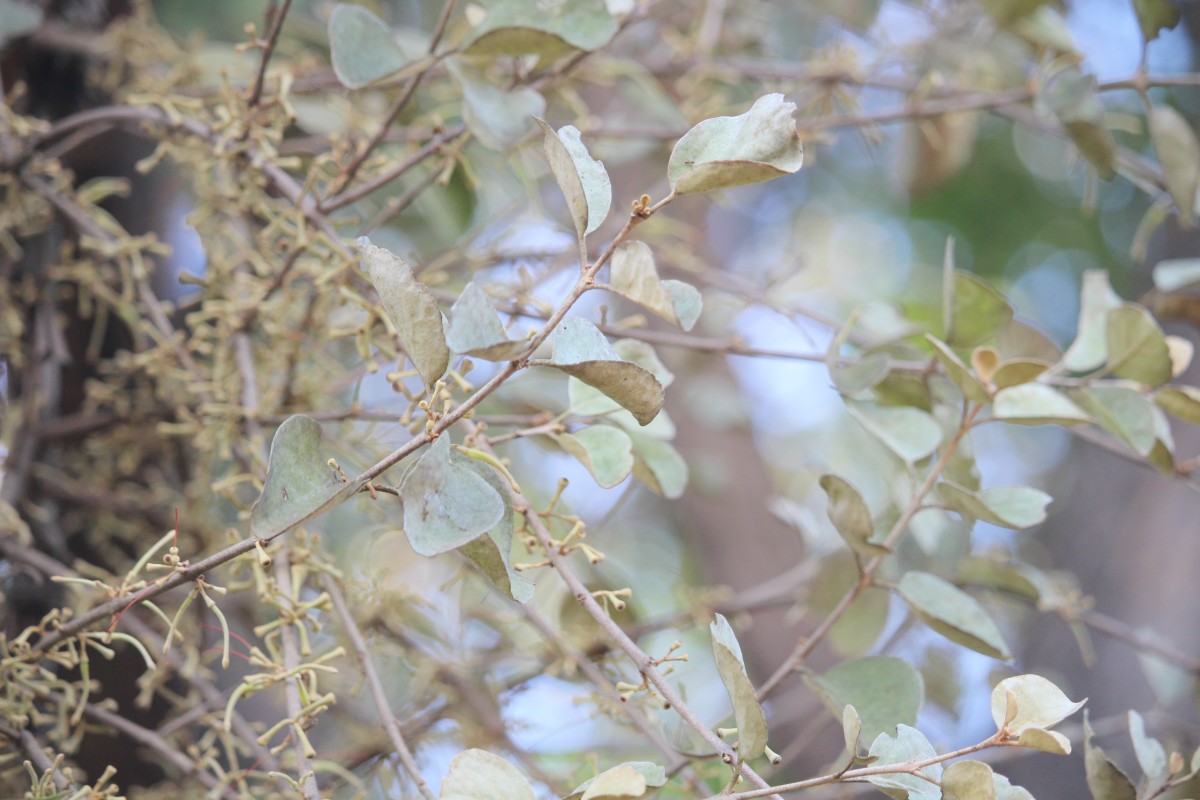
xmin=1128 ymin=710 xmax=1168 ymax=783
xmin=927 ymin=336 xmax=989 ymax=402
xmin=949 ymin=272 xmax=1014 ymax=348
xmin=667 ymin=94 xmax=804 ymax=195
xmin=803 ymin=656 xmax=923 ymax=745
xmin=1019 ymin=728 xmax=1072 ymax=755
xmin=537 ymin=318 xmax=664 ymax=426
xmin=535 ymin=120 xmax=611 ymax=238
xmin=898 ymin=572 xmax=1012 ymax=660
xmin=579 ymin=766 xmax=646 ymax=800
xmin=608 ymin=241 xmax=702 ymax=330
xmin=358 ymin=237 xmax=449 ymax=389
xmin=1150 ymin=106 xmax=1200 ymax=228
xmin=827 ymin=312 xmax=890 ymax=395
xmin=941 ymin=760 xmax=997 ymax=800
xmin=818 ymin=474 xmax=889 ymax=555
xmin=564 ymin=763 xmax=666 ymax=800
xmin=865 ymin=725 xmax=941 ymax=800
xmin=1073 ymin=386 xmax=1156 ymax=455
xmin=981 ymin=0 xmax=1050 ymax=24
xmin=1085 ymin=714 xmax=1137 ymax=800
xmin=843 ymin=705 xmax=864 ymax=756
xmin=810 ymin=551 xmax=889 ymax=656
xmin=847 ymin=403 xmax=943 ymax=463
xmin=456 ymin=459 xmax=535 ymax=603
xmin=997 ymin=319 xmax=1062 ymax=363
xmin=992 ymin=359 xmax=1052 ymax=389
xmin=1064 ymin=270 xmax=1123 ymax=371
xmin=1106 ymin=304 xmax=1172 ymax=387
xmin=463 ymin=0 xmax=618 ymax=57
xmin=992 ymin=384 xmax=1092 ymax=425
xmin=328 ymin=4 xmax=411 ymax=89
xmin=251 ymin=416 xmax=354 ymax=537
xmin=1155 ymin=385 xmax=1200 ymax=424
xmin=440 ymin=749 xmax=535 ymax=800
xmin=936 ymin=482 xmax=1052 ymax=530
xmin=447 ymin=60 xmax=545 ymax=152
xmin=554 ymin=425 xmax=634 ymax=488
xmin=990 ymin=674 xmax=1085 ymax=735
xmin=993 ymin=774 xmax=1036 ymax=800
xmin=446 ymin=282 xmax=527 ymax=361
xmin=1133 ymin=0 xmax=1181 ymax=43
xmin=401 ymin=436 xmax=505 ymax=557
xmin=710 ymin=614 xmax=768 ymax=761
xmin=1153 ymin=258 xmax=1200 ymax=292
xmin=1044 ymin=67 xmax=1117 ymax=180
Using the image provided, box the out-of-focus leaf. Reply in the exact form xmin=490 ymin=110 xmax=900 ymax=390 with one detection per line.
xmin=865 ymin=725 xmax=941 ymax=800
xmin=1018 ymin=728 xmax=1072 ymax=755
xmin=898 ymin=572 xmax=1012 ymax=660
xmin=536 ymin=120 xmax=612 ymax=238
xmin=1073 ymin=386 xmax=1156 ymax=455
xmin=809 ymin=552 xmax=889 ymax=656
xmin=949 ymin=272 xmax=1014 ymax=348
xmin=1011 ymin=7 xmax=1077 ymax=53
xmin=441 ymin=749 xmax=534 ymax=800
xmin=1106 ymin=304 xmax=1172 ymax=387
xmin=629 ymin=430 xmax=687 ymax=498
xmin=554 ymin=425 xmax=634 ymax=488
xmin=992 ymin=384 xmax=1091 ymax=425
xmin=818 ymin=474 xmax=889 ymax=555
xmin=710 ymin=614 xmax=768 ymax=760
xmin=927 ymin=336 xmax=989 ymax=402
xmin=992 ymin=359 xmax=1052 ymax=389
xmin=401 ymin=436 xmax=505 ymax=557
xmin=1064 ymin=270 xmax=1122 ymax=371
xmin=937 ymin=482 xmax=1052 ymax=530
xmin=1133 ymin=0 xmax=1181 ymax=43
xmin=1153 ymin=258 xmax=1200 ymax=292
xmin=446 ymin=282 xmax=528 ymax=361
xmin=667 ymin=94 xmax=803 ymax=195
xmin=941 ymin=760 xmax=997 ymax=800
xmin=608 ymin=241 xmax=702 ymax=330
xmin=993 ymin=773 xmax=1036 ymax=800
xmin=1150 ymin=106 xmax=1200 ymax=228
xmin=1044 ymin=67 xmax=1116 ymax=180
xmin=564 ymin=763 xmax=666 ymax=800
xmin=251 ymin=416 xmax=354 ymax=537
xmin=1128 ymin=710 xmax=1168 ymax=785
xmin=464 ymin=0 xmax=617 ymax=57
xmin=847 ymin=403 xmax=942 ymax=462
xmin=328 ymin=4 xmax=411 ymax=89
xmin=804 ymin=656 xmax=923 ymax=744
xmin=1155 ymin=385 xmax=1200 ymax=424
xmin=997 ymin=319 xmax=1062 ymax=363
xmin=1084 ymin=714 xmax=1137 ymax=800
xmin=448 ymin=60 xmax=544 ymax=152
xmin=456 ymin=458 xmax=534 ymax=603
xmin=981 ymin=0 xmax=1050 ymax=24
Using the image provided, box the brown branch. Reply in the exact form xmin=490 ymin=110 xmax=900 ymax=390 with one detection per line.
xmin=247 ymin=0 xmax=295 ymax=108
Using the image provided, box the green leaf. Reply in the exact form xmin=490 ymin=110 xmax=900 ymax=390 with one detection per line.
xmin=456 ymin=458 xmax=535 ymax=603
xmin=992 ymin=359 xmax=1052 ymax=389
xmin=446 ymin=282 xmax=527 ymax=361
xmin=1133 ymin=0 xmax=1181 ymax=43
xmin=1064 ymin=270 xmax=1122 ymax=372
xmin=990 ymin=674 xmax=1085 ymax=735
xmin=1150 ymin=106 xmax=1200 ymax=228
xmin=1018 ymin=728 xmax=1072 ymax=755
xmin=1011 ymin=7 xmax=1078 ymax=53
xmin=710 ymin=614 xmax=768 ymax=761
xmin=1152 ymin=258 xmax=1200 ymax=292
xmin=251 ymin=416 xmax=354 ymax=537
xmin=1044 ymin=67 xmax=1117 ymax=180
xmin=1155 ymin=385 xmax=1200 ymax=424
xmin=538 ymin=318 xmax=664 ymax=425
xmin=447 ymin=60 xmax=544 ymax=152
xmin=608 ymin=241 xmax=702 ymax=330
xmin=401 ymin=436 xmax=505 ymax=557
xmin=667 ymin=94 xmax=804 ymax=195
xmin=847 ymin=403 xmax=942 ymax=463
xmin=827 ymin=312 xmax=889 ymax=395
xmin=440 ymin=749 xmax=535 ymax=800
xmin=1106 ymin=304 xmax=1172 ymax=387
xmin=810 ymin=551 xmax=889 ymax=656
xmin=564 ymin=763 xmax=666 ymax=800
xmin=629 ymin=430 xmax=687 ymax=499
xmin=328 ymin=4 xmax=411 ymax=89
xmin=937 ymin=482 xmax=1052 ymax=530
xmin=1085 ymin=714 xmax=1137 ymax=800
xmin=803 ymin=656 xmax=923 ymax=745
xmin=358 ymin=237 xmax=450 ymax=389
xmin=554 ymin=425 xmax=634 ymax=488
xmin=463 ymin=0 xmax=617 ymax=57
xmin=942 ymin=760 xmax=997 ymax=800
xmin=949 ymin=272 xmax=1014 ymax=348
xmin=1073 ymin=386 xmax=1156 ymax=455
xmin=958 ymin=557 xmax=1050 ymax=603
xmin=898 ymin=571 xmax=1012 ymax=660
xmin=818 ymin=474 xmax=889 ymax=555
xmin=992 ymin=384 xmax=1092 ymax=426
xmin=1128 ymin=710 xmax=1168 ymax=783
xmin=535 ymin=120 xmax=611 ymax=239
xmin=926 ymin=336 xmax=989 ymax=402
xmin=866 ymin=725 xmax=941 ymax=800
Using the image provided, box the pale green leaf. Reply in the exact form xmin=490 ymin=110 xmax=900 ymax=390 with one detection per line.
xmin=1085 ymin=714 xmax=1137 ymax=800
xmin=564 ymin=763 xmax=666 ymax=800
xmin=942 ymin=760 xmax=996 ymax=800
xmin=251 ymin=416 xmax=354 ymax=537
xmin=358 ymin=237 xmax=449 ymax=388
xmin=1133 ymin=0 xmax=1181 ymax=43
xmin=990 ymin=674 xmax=1085 ymax=735
xmin=992 ymin=359 xmax=1052 ymax=389
xmin=1064 ymin=270 xmax=1122 ymax=371
xmin=456 ymin=459 xmax=534 ymax=603
xmin=898 ymin=572 xmax=1012 ymax=660
xmin=710 ymin=614 xmax=768 ymax=760
xmin=843 ymin=705 xmax=864 ymax=756
xmin=1153 ymin=258 xmax=1200 ymax=292
xmin=464 ymin=0 xmax=617 ymax=57
xmin=448 ymin=60 xmax=544 ymax=152
xmin=997 ymin=319 xmax=1062 ymax=363
xmin=993 ymin=773 xmax=1036 ymax=800
xmin=1073 ymin=386 xmax=1156 ymax=455
xmin=554 ymin=425 xmax=634 ymax=488
xmin=446 ymin=282 xmax=527 ymax=361
xmin=818 ymin=474 xmax=889 ymax=555
xmin=328 ymin=4 xmax=411 ymax=89
xmin=865 ymin=725 xmax=941 ymax=800
xmin=804 ymin=656 xmax=923 ymax=744
xmin=937 ymin=482 xmax=1051 ymax=530
xmin=949 ymin=272 xmax=1013 ymax=348
xmin=667 ymin=94 xmax=803 ymax=195
xmin=579 ymin=765 xmax=646 ymax=800
xmin=401 ymin=436 xmax=505 ymax=557
xmin=1150 ymin=106 xmax=1200 ymax=228
xmin=1106 ymin=304 xmax=1172 ymax=386
xmin=1011 ymin=7 xmax=1078 ymax=53
xmin=535 ymin=120 xmax=611 ymax=237
xmin=663 ymin=280 xmax=703 ymax=331
xmin=608 ymin=241 xmax=702 ymax=330
xmin=1044 ymin=67 xmax=1116 ymax=180
xmin=810 ymin=551 xmax=889 ymax=656
xmin=847 ymin=403 xmax=943 ymax=462
xmin=1019 ymin=728 xmax=1072 ymax=755
xmin=927 ymin=335 xmax=989 ymax=402
xmin=1129 ymin=710 xmax=1168 ymax=781
xmin=440 ymin=749 xmax=534 ymax=800
xmin=1155 ymin=385 xmax=1200 ymax=424
xmin=629 ymin=430 xmax=687 ymax=498
xmin=992 ymin=384 xmax=1091 ymax=425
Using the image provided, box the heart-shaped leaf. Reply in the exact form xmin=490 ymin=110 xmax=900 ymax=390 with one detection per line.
xmin=448 ymin=60 xmax=545 ymax=152
xmin=328 ymin=4 xmax=412 ymax=89
xmin=535 ymin=120 xmax=611 ymax=238
xmin=608 ymin=240 xmax=702 ymax=330
xmin=554 ymin=425 xmax=634 ymax=488
xmin=446 ymin=282 xmax=527 ymax=361
xmin=667 ymin=94 xmax=804 ymax=195
xmin=710 ymin=613 xmax=768 ymax=761
xmin=865 ymin=725 xmax=941 ymax=800
xmin=401 ymin=436 xmax=504 ymax=557
xmin=251 ymin=415 xmax=354 ymax=537
xmin=898 ymin=571 xmax=1012 ymax=660
xmin=990 ymin=674 xmax=1085 ymax=735
xmin=941 ymin=760 xmax=996 ymax=800
xmin=441 ymin=749 xmax=535 ymax=800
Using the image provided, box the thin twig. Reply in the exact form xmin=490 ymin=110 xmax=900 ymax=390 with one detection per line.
xmin=247 ymin=0 xmax=295 ymax=108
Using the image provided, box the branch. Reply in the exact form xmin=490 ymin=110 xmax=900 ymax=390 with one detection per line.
xmin=247 ymin=0 xmax=295 ymax=108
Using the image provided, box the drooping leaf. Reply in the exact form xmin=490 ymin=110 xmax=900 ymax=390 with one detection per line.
xmin=440 ymin=749 xmax=535 ymax=800
xmin=803 ymin=656 xmax=923 ymax=744
xmin=1155 ymin=385 xmax=1200 ymax=424
xmin=401 ymin=436 xmax=505 ymax=557
xmin=990 ymin=674 xmax=1085 ymax=735
xmin=710 ymin=614 xmax=768 ymax=760
xmin=463 ymin=0 xmax=618 ymax=57
xmin=1152 ymin=258 xmax=1200 ymax=292
xmin=564 ymin=763 xmax=666 ymax=800
xmin=1133 ymin=0 xmax=1182 ymax=43
xmin=818 ymin=474 xmax=889 ymax=555
xmin=847 ymin=403 xmax=943 ymax=463
xmin=1105 ymin=304 xmax=1172 ymax=387
xmin=1128 ymin=710 xmax=1168 ymax=785
xmin=898 ymin=572 xmax=1012 ymax=660
xmin=992 ymin=384 xmax=1091 ymax=425
xmin=456 ymin=458 xmax=535 ymax=603
xmin=537 ymin=318 xmax=664 ymax=425
xmin=941 ymin=760 xmax=997 ymax=800
xmin=927 ymin=336 xmax=989 ymax=402
xmin=865 ymin=725 xmax=941 ymax=800
xmin=358 ymin=237 xmax=449 ymax=388
xmin=949 ymin=272 xmax=1014 ymax=348
xmin=1064 ymin=270 xmax=1123 ymax=371
xmin=1084 ymin=714 xmax=1137 ymax=800
xmin=608 ymin=241 xmax=702 ymax=330
xmin=554 ymin=425 xmax=634 ymax=488
xmin=937 ymin=482 xmax=1052 ymax=530
xmin=667 ymin=94 xmax=804 ymax=195
xmin=446 ymin=282 xmax=527 ymax=361
xmin=1150 ymin=106 xmax=1200 ymax=228
xmin=810 ymin=552 xmax=889 ymax=656
xmin=535 ymin=120 xmax=611 ymax=238
xmin=1044 ymin=66 xmax=1117 ymax=180
xmin=328 ymin=4 xmax=412 ymax=89
xmin=251 ymin=416 xmax=354 ymax=537
xmin=1073 ymin=386 xmax=1156 ymax=455
xmin=448 ymin=60 xmax=544 ymax=152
